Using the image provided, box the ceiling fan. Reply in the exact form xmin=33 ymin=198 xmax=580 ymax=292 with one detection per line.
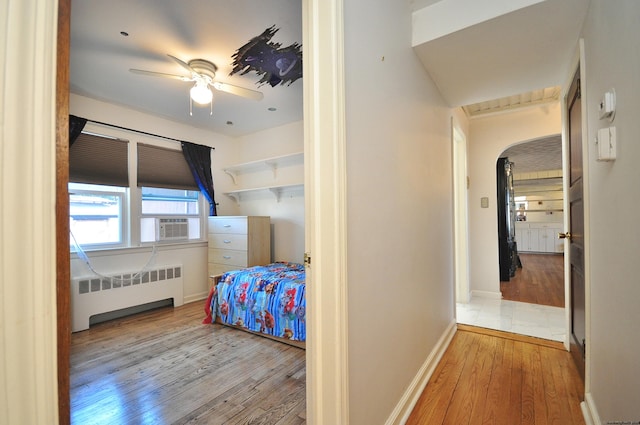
xmin=130 ymin=54 xmax=264 ymax=115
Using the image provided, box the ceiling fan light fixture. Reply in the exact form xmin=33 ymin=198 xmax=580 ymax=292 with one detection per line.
xmin=190 ymin=81 xmax=213 ymax=105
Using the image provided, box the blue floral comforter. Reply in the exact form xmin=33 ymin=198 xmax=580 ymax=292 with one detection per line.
xmin=205 ymin=262 xmax=306 ymax=342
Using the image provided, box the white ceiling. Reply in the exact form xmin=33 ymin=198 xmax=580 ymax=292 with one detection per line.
xmin=502 ymin=135 xmax=563 ymax=174
xmin=408 ymin=0 xmax=443 ymax=12
xmin=70 ymin=0 xmax=303 ymax=138
xmin=70 ymin=0 xmax=586 ymax=168
xmin=412 ymin=0 xmax=590 ymax=107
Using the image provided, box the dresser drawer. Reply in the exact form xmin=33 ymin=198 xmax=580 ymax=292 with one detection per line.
xmin=208 ymin=217 xmax=248 ymax=234
xmin=209 ymin=248 xmax=248 ymax=267
xmin=208 ymin=233 xmax=248 ymax=250
xmin=208 ymin=263 xmax=242 ymax=277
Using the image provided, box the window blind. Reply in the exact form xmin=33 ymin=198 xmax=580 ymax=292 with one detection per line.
xmin=69 ymin=133 xmax=129 ymax=186
xmin=137 ymin=143 xmax=198 ymax=190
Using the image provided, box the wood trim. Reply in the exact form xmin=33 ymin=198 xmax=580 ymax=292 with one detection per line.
xmin=1 ymin=1 xmax=59 ymax=422
xmin=457 ymin=324 xmax=565 ymax=350
xmin=303 ymin=0 xmax=349 ymax=423
xmin=56 ymin=0 xmax=71 ymax=423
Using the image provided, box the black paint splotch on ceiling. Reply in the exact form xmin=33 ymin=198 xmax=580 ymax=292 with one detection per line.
xmin=230 ymin=26 xmax=302 ymax=87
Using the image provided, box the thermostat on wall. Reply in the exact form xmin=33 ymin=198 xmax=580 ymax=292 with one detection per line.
xmin=599 ymin=89 xmax=616 ymax=121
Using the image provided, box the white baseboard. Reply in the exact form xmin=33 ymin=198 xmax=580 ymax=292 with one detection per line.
xmin=581 ymin=392 xmax=601 ymax=425
xmin=183 ymin=291 xmax=209 ymax=305
xmin=470 ymin=290 xmax=502 ymax=299
xmin=385 ymin=320 xmax=457 ymax=425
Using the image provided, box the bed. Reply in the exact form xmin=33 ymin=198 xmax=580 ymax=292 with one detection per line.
xmin=203 ymin=262 xmax=306 ymax=348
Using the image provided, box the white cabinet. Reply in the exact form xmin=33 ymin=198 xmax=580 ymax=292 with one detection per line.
xmin=207 ymin=216 xmax=271 ymax=276
xmin=515 ymin=222 xmax=563 ymax=253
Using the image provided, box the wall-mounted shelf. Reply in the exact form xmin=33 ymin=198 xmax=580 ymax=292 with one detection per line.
xmin=517 ymin=209 xmax=564 ymax=213
xmin=223 ymin=152 xmax=304 ymax=184
xmin=225 ymin=184 xmax=304 ymax=204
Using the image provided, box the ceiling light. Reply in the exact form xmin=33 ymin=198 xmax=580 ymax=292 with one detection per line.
xmin=190 ymin=81 xmax=213 ymax=105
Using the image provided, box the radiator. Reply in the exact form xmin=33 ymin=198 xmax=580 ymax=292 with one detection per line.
xmin=71 ymin=265 xmax=184 ymax=332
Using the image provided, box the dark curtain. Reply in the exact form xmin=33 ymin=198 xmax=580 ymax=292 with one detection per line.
xmin=69 ymin=115 xmax=87 ymax=145
xmin=181 ymin=142 xmax=217 ymax=216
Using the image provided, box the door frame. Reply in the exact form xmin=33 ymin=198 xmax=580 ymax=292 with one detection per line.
xmin=53 ymin=1 xmax=351 ymax=424
xmin=302 ymin=0 xmax=350 ymax=423
xmin=1 ymin=0 xmax=60 ymax=423
xmin=561 ymin=39 xmax=591 ymax=393
xmin=452 ymin=119 xmax=470 ymax=303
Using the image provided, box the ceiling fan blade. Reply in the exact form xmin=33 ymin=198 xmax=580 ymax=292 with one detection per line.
xmin=129 ymin=68 xmax=193 ymax=82
xmin=212 ymin=81 xmax=264 ymax=101
xmin=167 ymin=54 xmax=197 ymax=75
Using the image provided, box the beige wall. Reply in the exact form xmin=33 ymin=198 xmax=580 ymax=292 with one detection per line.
xmin=467 ymin=104 xmax=561 ymax=295
xmin=580 ymin=0 xmax=640 ymax=421
xmin=344 ymin=0 xmax=456 ymax=422
xmin=231 ymin=122 xmax=305 ymax=263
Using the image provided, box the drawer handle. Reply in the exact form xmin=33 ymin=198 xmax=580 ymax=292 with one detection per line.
xmin=223 ymin=240 xmax=231 ymax=244
xmin=223 ymin=255 xmax=231 ymax=259
xmin=223 ymin=224 xmax=231 ymax=228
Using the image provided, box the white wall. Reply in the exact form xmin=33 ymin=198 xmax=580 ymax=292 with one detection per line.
xmin=581 ymin=1 xmax=640 ymax=421
xmin=218 ymin=121 xmax=305 ymax=263
xmin=344 ymin=0 xmax=455 ymax=422
xmin=467 ymin=104 xmax=561 ymax=295
xmin=70 ymin=94 xmax=233 ymax=303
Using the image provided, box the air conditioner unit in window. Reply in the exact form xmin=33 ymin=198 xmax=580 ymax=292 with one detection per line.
xmin=156 ymin=218 xmax=189 ymax=241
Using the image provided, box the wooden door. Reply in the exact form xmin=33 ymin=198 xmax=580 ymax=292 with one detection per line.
xmin=566 ymin=67 xmax=586 ymax=382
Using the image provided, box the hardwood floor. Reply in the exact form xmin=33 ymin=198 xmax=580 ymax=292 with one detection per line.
xmin=501 ymin=253 xmax=564 ymax=307
xmin=72 ymin=290 xmax=580 ymax=424
xmin=70 ymin=301 xmax=306 ymax=425
xmin=407 ymin=325 xmax=585 ymax=425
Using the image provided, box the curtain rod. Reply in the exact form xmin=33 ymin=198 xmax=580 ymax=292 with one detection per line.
xmin=86 ymin=118 xmax=215 ymax=149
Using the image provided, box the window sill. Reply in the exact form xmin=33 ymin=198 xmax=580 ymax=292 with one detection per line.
xmin=70 ymin=240 xmax=207 ymax=259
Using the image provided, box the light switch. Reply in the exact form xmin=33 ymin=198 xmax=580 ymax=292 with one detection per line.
xmin=481 ymin=197 xmax=489 ymax=208
xmin=596 ymin=126 xmax=616 ymax=161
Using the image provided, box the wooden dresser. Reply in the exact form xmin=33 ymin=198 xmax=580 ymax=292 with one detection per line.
xmin=207 ymin=216 xmax=271 ymax=277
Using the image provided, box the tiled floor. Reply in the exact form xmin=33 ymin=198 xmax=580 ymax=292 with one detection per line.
xmin=456 ymin=296 xmax=566 ymax=342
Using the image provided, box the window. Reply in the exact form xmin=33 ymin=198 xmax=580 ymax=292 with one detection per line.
xmin=140 ymin=187 xmax=202 ymax=242
xmin=69 ymin=183 xmax=126 ymax=248
xmin=69 ymin=130 xmax=209 ymax=250
xmin=515 ymin=196 xmax=528 ymax=221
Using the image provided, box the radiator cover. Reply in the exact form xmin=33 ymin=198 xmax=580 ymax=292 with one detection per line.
xmin=71 ymin=265 xmax=184 ymax=332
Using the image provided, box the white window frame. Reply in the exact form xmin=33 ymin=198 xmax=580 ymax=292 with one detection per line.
xmin=138 ymin=186 xmax=206 ymax=244
xmin=69 ymin=183 xmax=128 ymax=250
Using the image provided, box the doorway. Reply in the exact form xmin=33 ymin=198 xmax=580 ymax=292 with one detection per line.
xmin=457 ymin=136 xmax=567 ymax=342
xmin=58 ymin=1 xmax=352 ymax=423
